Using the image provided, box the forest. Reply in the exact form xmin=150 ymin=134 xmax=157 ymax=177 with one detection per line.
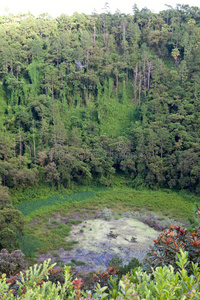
xmin=1 ymin=3 xmax=200 ymax=298
xmin=0 ymin=3 xmax=200 ymax=192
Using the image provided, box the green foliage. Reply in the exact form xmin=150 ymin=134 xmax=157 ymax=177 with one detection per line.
xmin=0 ymin=208 xmax=25 ymax=251
xmin=1 ymin=250 xmax=200 ymax=299
xmin=11 ymin=184 xmax=61 ymax=205
xmin=0 ymin=184 xmax=25 ymax=252
xmin=0 ymin=6 xmax=200 ymax=192
xmin=108 ymin=256 xmax=142 ymax=277
xmin=108 ymin=256 xmax=123 ymax=270
xmin=0 ymin=184 xmax=11 ymax=209
xmin=115 ymin=249 xmax=200 ymax=300
xmin=120 ymin=258 xmax=142 ymax=276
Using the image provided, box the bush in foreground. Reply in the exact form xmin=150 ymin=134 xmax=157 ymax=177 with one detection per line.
xmin=144 ymin=210 xmax=200 ymax=274
xmin=1 ymin=249 xmax=200 ymax=299
xmin=0 ymin=249 xmax=26 ymax=277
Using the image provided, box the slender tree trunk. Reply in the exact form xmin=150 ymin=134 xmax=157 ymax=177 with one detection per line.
xmin=116 ymin=72 xmax=118 ymax=97
xmin=45 ymin=73 xmax=48 ymax=96
xmin=19 ymin=131 xmax=22 ymax=157
xmin=103 ymin=21 xmax=106 ymax=46
xmin=138 ymin=72 xmax=142 ymax=106
xmin=147 ymin=63 xmax=151 ymax=91
xmin=52 ymin=82 xmax=54 ymax=100
xmin=143 ymin=61 xmax=147 ymax=101
xmin=93 ymin=23 xmax=96 ymax=44
xmin=33 ymin=120 xmax=36 ymax=162
xmin=57 ymin=48 xmax=59 ymax=66
xmin=52 ymin=102 xmax=57 ymax=146
xmin=14 ymin=138 xmax=16 ymax=157
xmin=10 ymin=59 xmax=13 ymax=74
xmin=19 ymin=130 xmax=22 ymax=169
xmin=134 ymin=64 xmax=138 ymax=105
xmin=25 ymin=144 xmax=32 ymax=159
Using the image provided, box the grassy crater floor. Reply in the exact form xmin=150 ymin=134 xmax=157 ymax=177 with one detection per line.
xmin=37 ymin=215 xmax=159 ymax=273
xmin=15 ymin=187 xmax=200 ymax=265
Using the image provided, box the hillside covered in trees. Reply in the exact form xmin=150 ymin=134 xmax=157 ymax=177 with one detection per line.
xmin=0 ymin=4 xmax=200 ymax=192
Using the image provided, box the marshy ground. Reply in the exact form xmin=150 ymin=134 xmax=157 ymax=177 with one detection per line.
xmin=37 ymin=208 xmax=178 ymax=273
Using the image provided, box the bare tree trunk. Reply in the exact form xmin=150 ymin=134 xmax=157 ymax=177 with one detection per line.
xmin=45 ymin=73 xmax=48 ymax=96
xmin=14 ymin=138 xmax=16 ymax=157
xmin=19 ymin=130 xmax=23 ymax=168
xmin=103 ymin=21 xmax=106 ymax=46
xmin=138 ymin=71 xmax=142 ymax=106
xmin=143 ymin=62 xmax=147 ymax=101
xmin=116 ymin=72 xmax=118 ymax=97
xmin=93 ymin=23 xmax=96 ymax=44
xmin=33 ymin=120 xmax=36 ymax=162
xmin=25 ymin=143 xmax=32 ymax=159
xmin=10 ymin=59 xmax=13 ymax=74
xmin=134 ymin=64 xmax=138 ymax=105
xmin=19 ymin=131 xmax=22 ymax=157
xmin=57 ymin=46 xmax=59 ymax=66
xmin=147 ymin=64 xmax=151 ymax=91
xmin=52 ymin=81 xmax=54 ymax=100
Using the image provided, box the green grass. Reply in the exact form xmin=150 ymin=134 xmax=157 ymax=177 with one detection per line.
xmin=17 ymin=190 xmax=100 ymax=216
xmin=71 ymin=259 xmax=86 ymax=266
xmin=18 ymin=234 xmax=43 ymax=258
xmin=11 ymin=184 xmax=65 ymax=205
xmin=15 ymin=186 xmax=200 ymax=261
xmin=90 ymin=188 xmax=198 ymax=221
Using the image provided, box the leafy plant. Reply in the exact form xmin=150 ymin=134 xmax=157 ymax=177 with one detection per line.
xmin=0 ymin=249 xmax=26 ymax=277
xmin=1 ymin=250 xmax=200 ymax=299
xmin=144 ymin=211 xmax=200 ymax=274
xmin=108 ymin=256 xmax=142 ymax=279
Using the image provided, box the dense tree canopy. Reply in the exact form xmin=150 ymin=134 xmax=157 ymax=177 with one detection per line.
xmin=0 ymin=184 xmax=24 ymax=251
xmin=0 ymin=4 xmax=200 ymax=191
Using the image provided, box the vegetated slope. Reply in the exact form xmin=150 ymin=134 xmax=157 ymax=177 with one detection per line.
xmin=0 ymin=4 xmax=200 ymax=192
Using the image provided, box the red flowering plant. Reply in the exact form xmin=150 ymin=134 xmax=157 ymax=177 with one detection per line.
xmin=72 ymin=278 xmax=83 ymax=300
xmin=144 ymin=211 xmax=200 ymax=274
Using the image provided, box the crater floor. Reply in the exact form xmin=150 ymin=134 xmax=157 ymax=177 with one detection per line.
xmin=38 ymin=217 xmax=159 ymax=273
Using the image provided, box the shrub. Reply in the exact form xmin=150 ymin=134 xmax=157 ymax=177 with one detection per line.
xmin=0 ymin=185 xmax=25 ymax=252
xmin=120 ymin=258 xmax=142 ymax=275
xmin=108 ymin=256 xmax=142 ymax=278
xmin=109 ymin=250 xmax=200 ymax=299
xmin=1 ymin=250 xmax=200 ymax=299
xmin=47 ymin=268 xmax=65 ymax=285
xmin=144 ymin=211 xmax=200 ymax=273
xmin=0 ymin=248 xmax=26 ymax=277
xmin=93 ymin=266 xmax=120 ymax=288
